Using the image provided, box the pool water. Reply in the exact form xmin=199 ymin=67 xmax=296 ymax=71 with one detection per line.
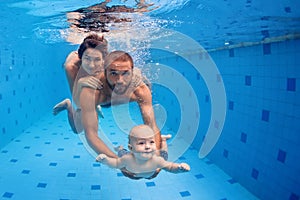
xmin=1 ymin=0 xmax=300 ymax=200
xmin=0 ymin=105 xmax=259 ymax=200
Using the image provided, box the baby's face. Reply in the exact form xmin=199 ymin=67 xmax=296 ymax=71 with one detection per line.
xmin=131 ymin=136 xmax=157 ymax=161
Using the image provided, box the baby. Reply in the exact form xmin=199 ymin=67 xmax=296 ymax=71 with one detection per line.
xmin=96 ymin=124 xmax=190 ymax=180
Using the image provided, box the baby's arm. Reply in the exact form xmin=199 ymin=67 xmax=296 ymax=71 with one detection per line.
xmin=157 ymin=157 xmax=190 ymax=173
xmin=96 ymin=154 xmax=125 ymax=169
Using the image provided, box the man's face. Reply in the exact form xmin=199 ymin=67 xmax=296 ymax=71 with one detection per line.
xmin=106 ymin=60 xmax=133 ymax=94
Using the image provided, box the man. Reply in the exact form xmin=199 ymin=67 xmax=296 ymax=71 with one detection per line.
xmin=79 ymin=50 xmax=162 ymax=158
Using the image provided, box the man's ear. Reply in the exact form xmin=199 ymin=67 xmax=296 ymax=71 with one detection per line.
xmin=128 ymin=144 xmax=132 ymax=150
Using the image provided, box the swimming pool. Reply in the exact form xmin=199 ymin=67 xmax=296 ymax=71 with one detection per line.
xmin=0 ymin=0 xmax=299 ymax=200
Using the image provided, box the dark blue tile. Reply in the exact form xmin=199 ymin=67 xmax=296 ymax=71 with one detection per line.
xmin=245 ymin=75 xmax=252 ymax=86
xmin=228 ymin=101 xmax=234 ymax=110
xmin=261 ymin=109 xmax=270 ymax=122
xmin=93 ymin=163 xmax=101 ymax=167
xmin=2 ymin=192 xmax=13 ymax=198
xmin=277 ymin=149 xmax=286 ymax=163
xmin=289 ymin=193 xmax=299 ymax=200
xmin=73 ymin=155 xmax=80 ymax=159
xmin=180 ymin=191 xmax=191 ymax=197
xmin=49 ymin=162 xmax=57 ymax=167
xmin=145 ymin=182 xmax=156 ymax=187
xmin=67 ymin=173 xmax=76 ymax=177
xmin=285 ymin=7 xmax=291 ymax=13
xmin=251 ymin=168 xmax=259 ymax=180
xmin=10 ymin=159 xmax=18 ymax=163
xmin=121 ymin=198 xmax=131 ymax=200
xmin=263 ymin=43 xmax=271 ymax=55
xmin=205 ymin=95 xmax=210 ymax=102
xmin=179 ymin=156 xmax=186 ymax=160
xmin=228 ymin=178 xmax=237 ymax=184
xmin=37 ymin=183 xmax=47 ymax=188
xmin=195 ymin=174 xmax=204 ymax=179
xmin=35 ymin=154 xmax=42 ymax=157
xmin=287 ymin=78 xmax=296 ymax=91
xmin=57 ymin=148 xmax=64 ymax=151
xmin=223 ymin=149 xmax=229 ymax=158
xmin=1 ymin=150 xmax=8 ymax=153
xmin=21 ymin=170 xmax=30 ymax=174
xmin=91 ymin=185 xmax=101 ymax=190
xmin=24 ymin=146 xmax=30 ymax=149
xmin=229 ymin=49 xmax=234 ymax=57
xmin=240 ymin=132 xmax=247 ymax=143
xmin=117 ymin=172 xmax=123 ymax=177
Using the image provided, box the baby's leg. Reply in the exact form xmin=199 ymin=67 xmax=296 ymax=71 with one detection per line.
xmin=53 ymin=99 xmax=72 ymax=115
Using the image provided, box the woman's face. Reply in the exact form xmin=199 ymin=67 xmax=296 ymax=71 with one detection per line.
xmin=81 ymin=48 xmax=104 ymax=75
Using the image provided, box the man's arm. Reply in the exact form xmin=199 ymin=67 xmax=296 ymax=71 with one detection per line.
xmin=80 ymin=87 xmax=117 ymax=158
xmin=135 ymin=85 xmax=162 ymax=149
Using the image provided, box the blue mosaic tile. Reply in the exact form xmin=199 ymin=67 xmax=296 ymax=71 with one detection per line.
xmin=251 ymin=168 xmax=259 ymax=180
xmin=21 ymin=170 xmax=30 ymax=174
xmin=229 ymin=49 xmax=234 ymax=57
xmin=10 ymin=159 xmax=18 ymax=163
xmin=93 ymin=163 xmax=101 ymax=167
xmin=2 ymin=192 xmax=13 ymax=198
xmin=117 ymin=172 xmax=123 ymax=177
xmin=263 ymin=43 xmax=271 ymax=55
xmin=180 ymin=191 xmax=191 ymax=197
xmin=228 ymin=178 xmax=237 ymax=184
xmin=245 ymin=75 xmax=252 ymax=86
xmin=285 ymin=7 xmax=291 ymax=13
xmin=24 ymin=146 xmax=30 ymax=149
xmin=35 ymin=153 xmax=42 ymax=157
xmin=49 ymin=162 xmax=57 ymax=166
xmin=37 ymin=183 xmax=47 ymax=188
xmin=261 ymin=109 xmax=270 ymax=122
xmin=1 ymin=150 xmax=8 ymax=153
xmin=195 ymin=174 xmax=204 ymax=179
xmin=277 ymin=149 xmax=286 ymax=163
xmin=287 ymin=78 xmax=296 ymax=91
xmin=57 ymin=148 xmax=64 ymax=151
xmin=145 ymin=182 xmax=156 ymax=187
xmin=289 ymin=193 xmax=299 ymax=200
xmin=240 ymin=132 xmax=247 ymax=143
xmin=228 ymin=101 xmax=234 ymax=110
xmin=73 ymin=155 xmax=80 ymax=159
xmin=91 ymin=185 xmax=101 ymax=190
xmin=223 ymin=149 xmax=229 ymax=158
xmin=179 ymin=156 xmax=186 ymax=160
xmin=67 ymin=173 xmax=76 ymax=177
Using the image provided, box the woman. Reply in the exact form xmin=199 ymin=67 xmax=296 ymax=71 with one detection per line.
xmin=53 ymin=34 xmax=108 ymax=133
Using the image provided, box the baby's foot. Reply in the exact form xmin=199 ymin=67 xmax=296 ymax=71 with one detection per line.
xmin=161 ymin=134 xmax=172 ymax=141
xmin=52 ymin=99 xmax=71 ymax=115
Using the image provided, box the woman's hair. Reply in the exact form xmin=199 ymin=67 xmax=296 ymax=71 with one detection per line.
xmin=104 ymin=50 xmax=134 ymax=69
xmin=78 ymin=33 xmax=108 ymax=59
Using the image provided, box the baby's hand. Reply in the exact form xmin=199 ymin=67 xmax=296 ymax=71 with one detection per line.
xmin=178 ymin=163 xmax=190 ymax=172
xmin=96 ymin=154 xmax=107 ymax=162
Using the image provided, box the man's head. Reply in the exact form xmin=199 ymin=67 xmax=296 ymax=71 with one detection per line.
xmin=128 ymin=125 xmax=157 ymax=161
xmin=104 ymin=51 xmax=134 ymax=94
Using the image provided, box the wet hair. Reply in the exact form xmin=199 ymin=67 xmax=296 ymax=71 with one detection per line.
xmin=78 ymin=34 xmax=108 ymax=59
xmin=104 ymin=50 xmax=134 ymax=69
